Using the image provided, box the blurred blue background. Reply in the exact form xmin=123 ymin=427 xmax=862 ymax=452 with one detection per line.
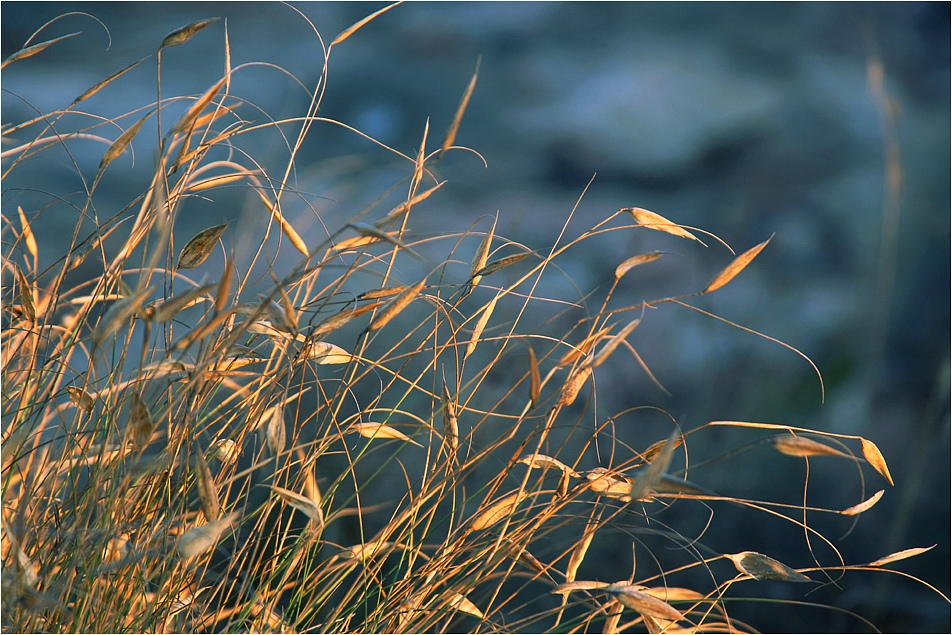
xmin=3 ymin=2 xmax=948 ymax=631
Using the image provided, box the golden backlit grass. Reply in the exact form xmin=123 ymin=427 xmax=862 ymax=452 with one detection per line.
xmin=2 ymin=7 xmax=945 ymax=633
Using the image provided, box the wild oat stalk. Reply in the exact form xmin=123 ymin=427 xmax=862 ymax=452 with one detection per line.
xmin=2 ymin=7 xmax=944 ymax=635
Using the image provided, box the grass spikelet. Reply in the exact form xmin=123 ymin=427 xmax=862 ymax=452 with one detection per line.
xmin=558 ymin=326 xmax=610 ymax=366
xmin=552 ymin=580 xmax=612 ymax=595
xmin=441 ymin=379 xmax=459 ymax=453
xmin=149 ymin=283 xmax=215 ymax=321
xmin=860 ymin=437 xmax=894 ymax=486
xmin=464 ymin=292 xmax=499 ymax=359
xmin=194 ymin=449 xmax=221 ymax=521
xmin=126 ymin=393 xmax=154 ymax=452
xmin=772 ymin=434 xmax=851 ymax=459
xmin=2 ymin=32 xmax=80 ymax=68
xmin=701 ymin=234 xmax=773 ymax=294
xmin=211 ymin=438 xmax=239 ymax=465
xmin=331 ymin=1 xmax=401 ymax=47
xmin=606 ymin=584 xmax=686 ymax=622
xmin=583 ymin=468 xmax=632 ymax=502
xmin=264 ymin=293 xmax=297 ymax=336
xmin=614 ymin=251 xmax=663 ymax=279
xmin=502 ymin=539 xmax=554 ymax=583
xmin=517 ymin=453 xmax=578 ymax=478
xmin=342 ymin=540 xmax=397 ymax=562
xmin=566 ymin=518 xmax=599 ymax=583
xmin=627 ymin=207 xmax=703 ymax=244
xmin=176 ymin=513 xmax=237 ymax=560
xmin=311 ymin=302 xmax=385 ymax=337
xmin=352 ymin=422 xmax=422 ymax=447
xmin=377 ymin=181 xmax=446 ymax=226
xmin=301 ymin=340 xmax=354 ymax=365
xmin=446 ymin=593 xmax=484 ymax=619
xmin=472 ymin=251 xmax=534 ymax=278
xmin=16 ymin=207 xmax=37 ymax=260
xmin=66 ymin=386 xmax=95 ymax=413
xmin=358 ymin=286 xmax=406 ymax=300
xmin=588 ymin=315 xmax=642 ymax=369
xmin=259 ymin=192 xmax=310 ymax=257
xmin=841 ymin=490 xmax=884 ymax=516
xmin=160 ymin=17 xmax=220 ymax=49
xmin=867 ymin=546 xmax=936 ymax=567
xmin=272 ymin=485 xmax=324 ymax=525
xmin=265 ymin=404 xmax=286 ymax=455
xmin=440 ymin=58 xmax=480 ymax=157
xmin=349 ymin=222 xmax=425 ymax=261
xmin=557 ymin=365 xmax=592 ymax=407
xmin=214 ymin=255 xmax=233 ymax=314
xmin=410 ymin=118 xmax=428 ymax=194
xmin=629 ymin=432 xmax=679 ymax=502
xmin=70 ymin=58 xmax=146 ymax=106
xmin=170 ymin=77 xmax=226 ymax=135
xmin=527 ymin=344 xmax=541 ymax=407
xmin=725 ymin=551 xmax=812 ymax=583
xmin=13 ymin=265 xmax=36 ymax=322
xmin=369 ymin=278 xmax=426 ymax=331
xmin=177 ymin=224 xmax=228 ymax=269
xmin=468 ymin=216 xmax=496 ymax=292
xmin=469 ymin=490 xmax=528 ymax=532
xmin=99 ymin=111 xmax=152 ymax=171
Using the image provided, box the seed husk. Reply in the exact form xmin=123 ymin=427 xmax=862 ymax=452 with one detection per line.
xmin=469 ymin=490 xmax=527 ymax=531
xmin=176 ymin=512 xmax=238 ymax=560
xmin=726 ymin=551 xmax=812 ymax=583
xmin=441 ymin=380 xmax=459 ymax=453
xmin=352 ymin=422 xmax=422 ymax=448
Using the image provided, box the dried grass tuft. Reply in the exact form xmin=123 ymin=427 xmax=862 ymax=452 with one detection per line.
xmin=0 ymin=7 xmax=940 ymax=634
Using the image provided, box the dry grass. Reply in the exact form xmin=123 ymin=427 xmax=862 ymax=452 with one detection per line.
xmin=2 ymin=7 xmax=945 ymax=634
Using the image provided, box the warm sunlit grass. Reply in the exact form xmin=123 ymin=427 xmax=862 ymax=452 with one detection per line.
xmin=2 ymin=6 xmax=944 ymax=633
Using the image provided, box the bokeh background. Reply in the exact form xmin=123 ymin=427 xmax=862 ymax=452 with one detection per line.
xmin=3 ymin=2 xmax=948 ymax=632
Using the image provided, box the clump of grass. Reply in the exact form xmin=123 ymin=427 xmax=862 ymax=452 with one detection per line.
xmin=2 ymin=7 xmax=946 ymax=634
